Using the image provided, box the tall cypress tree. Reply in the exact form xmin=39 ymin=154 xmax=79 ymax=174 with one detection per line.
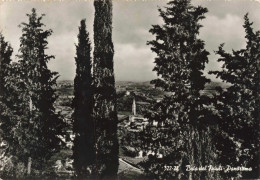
xmin=210 ymin=14 xmax=260 ymax=179
xmin=139 ymin=0 xmax=217 ymax=179
xmin=93 ymin=0 xmax=119 ymax=178
xmin=72 ymin=19 xmax=95 ymax=178
xmin=15 ymin=8 xmax=65 ymax=175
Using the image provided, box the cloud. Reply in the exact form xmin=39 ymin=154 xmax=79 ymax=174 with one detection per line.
xmin=193 ymin=0 xmax=260 ymax=81
xmin=199 ymin=14 xmax=246 ymax=81
xmin=113 ymin=1 xmax=165 ymax=47
xmin=0 ymin=1 xmax=259 ymax=82
xmin=114 ymin=43 xmax=156 ymax=81
xmin=201 ymin=14 xmax=246 ymax=51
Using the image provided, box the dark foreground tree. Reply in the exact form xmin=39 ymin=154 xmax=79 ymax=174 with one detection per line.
xmin=72 ymin=19 xmax=95 ymax=178
xmin=0 ymin=33 xmax=13 ymax=146
xmin=0 ymin=33 xmax=16 ymax=177
xmin=93 ymin=0 xmax=119 ymax=178
xmin=139 ymin=0 xmax=218 ymax=179
xmin=0 ymin=34 xmax=33 ymax=179
xmin=14 ymin=8 xmax=66 ymax=176
xmin=210 ymin=14 xmax=260 ymax=179
xmin=0 ymin=62 xmax=27 ymax=178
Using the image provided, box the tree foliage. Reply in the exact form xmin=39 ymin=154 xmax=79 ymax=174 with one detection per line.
xmin=13 ymin=8 xmax=66 ymax=176
xmin=139 ymin=1 xmax=218 ymax=179
xmin=0 ymin=33 xmax=16 ymax=177
xmin=93 ymin=0 xmax=119 ymax=178
xmin=0 ymin=33 xmax=13 ymax=146
xmin=72 ymin=19 xmax=95 ymax=178
xmin=210 ymin=14 xmax=260 ymax=179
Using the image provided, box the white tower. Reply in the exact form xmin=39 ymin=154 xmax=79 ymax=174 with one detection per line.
xmin=132 ymin=97 xmax=136 ymax=116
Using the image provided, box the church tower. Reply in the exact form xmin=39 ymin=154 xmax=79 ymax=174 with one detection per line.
xmin=132 ymin=96 xmax=136 ymax=116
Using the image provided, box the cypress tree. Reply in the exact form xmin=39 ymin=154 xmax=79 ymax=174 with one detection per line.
xmin=72 ymin=19 xmax=95 ymax=178
xmin=210 ymin=14 xmax=260 ymax=179
xmin=93 ymin=0 xmax=119 ymax=178
xmin=139 ymin=0 xmax=218 ymax=179
xmin=15 ymin=8 xmax=66 ymax=175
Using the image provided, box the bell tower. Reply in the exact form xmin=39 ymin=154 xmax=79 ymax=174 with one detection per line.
xmin=132 ymin=96 xmax=136 ymax=116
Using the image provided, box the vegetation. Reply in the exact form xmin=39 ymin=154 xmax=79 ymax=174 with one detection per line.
xmin=210 ymin=14 xmax=260 ymax=179
xmin=138 ymin=0 xmax=218 ymax=179
xmin=0 ymin=33 xmax=13 ymax=149
xmin=11 ymin=8 xmax=65 ymax=177
xmin=92 ymin=0 xmax=119 ymax=178
xmin=0 ymin=32 xmax=15 ymax=178
xmin=72 ymin=19 xmax=95 ymax=178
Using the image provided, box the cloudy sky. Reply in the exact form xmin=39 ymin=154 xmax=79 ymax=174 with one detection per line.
xmin=0 ymin=0 xmax=259 ymax=82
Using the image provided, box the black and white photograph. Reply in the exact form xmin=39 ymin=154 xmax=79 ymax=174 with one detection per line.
xmin=0 ymin=0 xmax=259 ymax=179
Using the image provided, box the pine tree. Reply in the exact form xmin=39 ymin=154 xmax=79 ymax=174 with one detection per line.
xmin=15 ymin=8 xmax=66 ymax=175
xmin=93 ymin=0 xmax=119 ymax=178
xmin=210 ymin=14 xmax=260 ymax=179
xmin=139 ymin=0 xmax=218 ymax=179
xmin=72 ymin=19 xmax=95 ymax=178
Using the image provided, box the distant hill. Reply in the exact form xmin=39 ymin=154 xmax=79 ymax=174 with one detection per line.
xmin=58 ymin=80 xmax=230 ymax=90
xmin=116 ymin=81 xmax=229 ymax=89
xmin=115 ymin=81 xmax=152 ymax=87
xmin=205 ymin=81 xmax=230 ymax=90
xmin=58 ymin=80 xmax=73 ymax=83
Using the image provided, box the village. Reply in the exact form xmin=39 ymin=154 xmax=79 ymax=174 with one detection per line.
xmin=52 ymin=80 xmax=225 ymax=177
xmin=52 ymin=80 xmax=166 ymax=177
